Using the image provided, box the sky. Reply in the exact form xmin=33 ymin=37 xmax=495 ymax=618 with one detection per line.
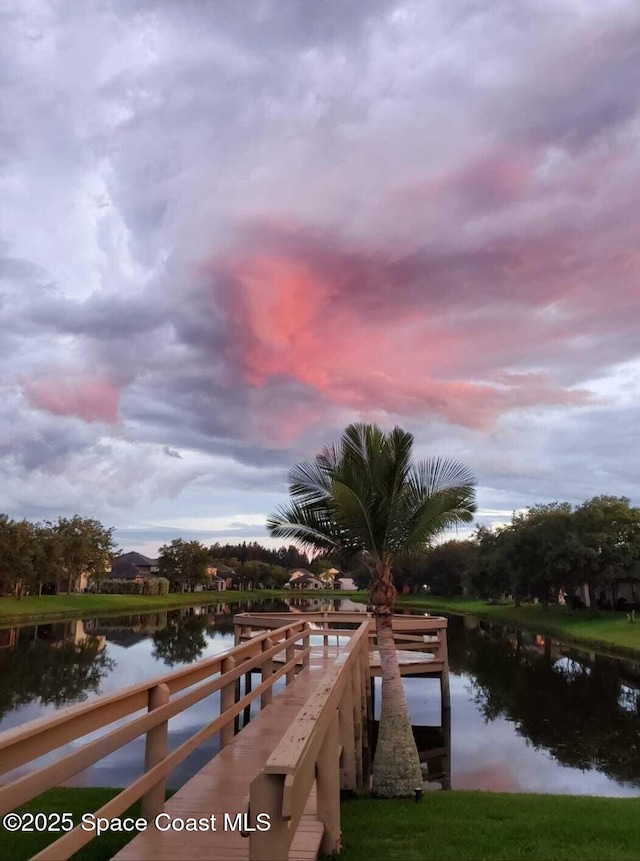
xmin=2 ymin=0 xmax=640 ymax=556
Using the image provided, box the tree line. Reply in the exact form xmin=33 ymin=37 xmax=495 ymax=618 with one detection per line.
xmin=0 ymin=514 xmax=320 ymax=598
xmin=0 ymin=514 xmax=115 ymax=597
xmin=382 ymin=495 xmax=640 ymax=608
xmin=156 ymin=539 xmax=314 ymax=592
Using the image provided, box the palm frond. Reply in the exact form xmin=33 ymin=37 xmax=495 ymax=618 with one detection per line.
xmin=288 ymin=458 xmax=332 ymax=506
xmin=331 ymin=479 xmax=379 ymax=557
xmin=266 ymin=502 xmax=338 ymax=553
xmin=402 ymin=487 xmax=477 ymax=550
xmin=411 ymin=457 xmax=477 ymax=497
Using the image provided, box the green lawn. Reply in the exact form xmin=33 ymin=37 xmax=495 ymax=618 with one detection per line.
xmin=338 ymin=793 xmax=640 ymax=861
xmin=396 ymin=596 xmax=640 ymax=657
xmin=0 ymin=590 xmax=367 ymax=625
xmin=2 ymin=787 xmax=175 ymax=861
xmin=7 ymin=789 xmax=639 ymax=861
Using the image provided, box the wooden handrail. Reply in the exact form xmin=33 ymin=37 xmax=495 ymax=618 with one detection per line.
xmin=0 ymin=628 xmax=309 ymax=814
xmin=30 ymin=647 xmax=310 ymax=861
xmin=248 ymin=620 xmax=370 ymax=860
xmin=234 ymin=610 xmax=448 ymax=630
xmin=0 ymin=619 xmax=313 ymax=861
xmin=0 ymin=620 xmax=304 ymax=775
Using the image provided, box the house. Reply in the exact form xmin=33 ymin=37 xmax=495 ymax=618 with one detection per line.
xmin=334 ymin=576 xmax=357 ymax=590
xmin=208 ymin=564 xmax=239 ymax=591
xmin=110 ymin=552 xmax=159 ymax=580
xmin=287 ymin=570 xmax=324 ymax=590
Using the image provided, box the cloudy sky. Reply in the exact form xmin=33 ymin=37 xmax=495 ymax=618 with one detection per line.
xmin=2 ymin=0 xmax=640 ymax=555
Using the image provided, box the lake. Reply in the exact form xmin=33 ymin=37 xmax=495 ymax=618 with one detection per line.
xmin=1 ymin=597 xmax=638 ymax=796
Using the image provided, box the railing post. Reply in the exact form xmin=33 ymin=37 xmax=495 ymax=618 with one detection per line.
xmin=302 ymin=621 xmax=310 ymax=667
xmin=351 ymin=657 xmax=364 ymax=789
xmin=249 ymin=772 xmax=289 ymax=861
xmin=285 ymin=629 xmax=296 ymax=685
xmin=338 ymin=676 xmax=357 ymax=791
xmin=220 ymin=655 xmax=237 ymax=748
xmin=141 ymin=682 xmax=169 ymax=821
xmin=359 ymin=640 xmax=372 ymax=787
xmin=243 ymin=668 xmax=253 ymax=727
xmin=317 ymin=708 xmax=341 ymax=856
xmin=261 ymin=637 xmax=274 ymax=708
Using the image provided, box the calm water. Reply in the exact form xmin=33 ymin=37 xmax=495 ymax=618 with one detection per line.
xmin=0 ymin=598 xmax=638 ymax=796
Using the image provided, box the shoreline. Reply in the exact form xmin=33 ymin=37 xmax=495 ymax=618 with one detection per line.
xmin=2 ymin=590 xmax=639 ymax=661
xmin=395 ymin=595 xmax=640 ymax=661
xmin=0 ymin=589 xmax=367 ymax=627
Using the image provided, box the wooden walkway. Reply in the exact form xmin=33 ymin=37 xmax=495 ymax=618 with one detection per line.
xmin=0 ymin=611 xmax=450 ymax=861
xmin=113 ymin=647 xmax=335 ymax=861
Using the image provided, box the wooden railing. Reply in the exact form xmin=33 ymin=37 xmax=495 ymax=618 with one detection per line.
xmin=0 ymin=619 xmax=312 ymax=861
xmin=235 ymin=610 xmax=448 ymax=658
xmin=248 ymin=620 xmax=371 ymax=860
xmin=1 ymin=611 xmax=448 ymax=860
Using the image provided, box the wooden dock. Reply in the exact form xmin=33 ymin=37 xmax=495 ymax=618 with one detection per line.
xmin=0 ymin=612 xmax=450 ymax=861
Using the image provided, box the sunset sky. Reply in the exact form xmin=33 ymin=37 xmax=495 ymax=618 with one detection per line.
xmin=2 ymin=1 xmax=640 ymax=555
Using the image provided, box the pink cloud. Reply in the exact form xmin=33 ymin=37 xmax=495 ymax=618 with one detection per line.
xmin=23 ymin=376 xmax=120 ymax=424
xmin=209 ymin=222 xmax=601 ymax=436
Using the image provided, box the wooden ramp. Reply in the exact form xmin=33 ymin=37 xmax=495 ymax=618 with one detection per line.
xmin=113 ymin=647 xmax=335 ymax=861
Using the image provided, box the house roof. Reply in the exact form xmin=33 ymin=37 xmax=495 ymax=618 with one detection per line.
xmin=289 ymin=569 xmax=315 ymax=580
xmin=289 ymin=571 xmax=323 ymax=584
xmin=214 ymin=564 xmax=236 ymax=576
xmin=114 ymin=551 xmax=157 ymax=567
xmin=110 ymin=561 xmax=149 ymax=580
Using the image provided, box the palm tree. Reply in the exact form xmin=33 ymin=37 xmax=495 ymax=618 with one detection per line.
xmin=267 ymin=422 xmax=477 ymax=796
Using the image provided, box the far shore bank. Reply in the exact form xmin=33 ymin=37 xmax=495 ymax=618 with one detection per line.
xmin=2 ymin=590 xmax=639 ymax=660
xmin=396 ymin=595 xmax=640 ymax=659
xmin=0 ymin=589 xmax=367 ymax=626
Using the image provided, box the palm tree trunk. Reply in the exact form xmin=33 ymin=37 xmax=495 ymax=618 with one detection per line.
xmin=370 ymin=560 xmax=423 ymax=797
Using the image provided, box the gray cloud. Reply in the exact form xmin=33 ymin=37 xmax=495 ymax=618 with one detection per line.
xmin=2 ymin=0 xmax=640 ymax=546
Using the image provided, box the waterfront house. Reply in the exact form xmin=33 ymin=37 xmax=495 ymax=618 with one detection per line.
xmin=287 ymin=570 xmax=324 ymax=589
xmin=110 ymin=552 xmax=159 ymax=580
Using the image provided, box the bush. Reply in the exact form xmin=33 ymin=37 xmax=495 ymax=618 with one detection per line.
xmin=142 ymin=578 xmax=159 ymax=596
xmin=98 ymin=578 xmax=143 ymax=595
xmin=138 ymin=577 xmax=169 ymax=596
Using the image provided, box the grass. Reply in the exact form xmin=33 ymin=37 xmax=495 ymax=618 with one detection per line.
xmin=338 ymin=792 xmax=640 ymax=861
xmin=7 ymin=789 xmax=639 ymax=861
xmin=2 ymin=787 xmax=172 ymax=861
xmin=396 ymin=595 xmax=640 ymax=658
xmin=0 ymin=590 xmax=367 ymax=625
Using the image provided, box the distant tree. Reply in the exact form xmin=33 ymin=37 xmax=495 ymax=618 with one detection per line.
xmin=470 ymin=525 xmax=515 ymax=600
xmin=30 ymin=522 xmax=64 ymax=596
xmin=208 ymin=541 xmax=309 ymax=569
xmin=423 ymin=540 xmax=478 ymax=597
xmin=0 ymin=516 xmax=34 ymax=597
xmin=573 ymin=496 xmax=640 ymax=604
xmin=54 ymin=516 xmax=116 ymax=592
xmin=158 ymin=539 xmax=210 ymax=592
